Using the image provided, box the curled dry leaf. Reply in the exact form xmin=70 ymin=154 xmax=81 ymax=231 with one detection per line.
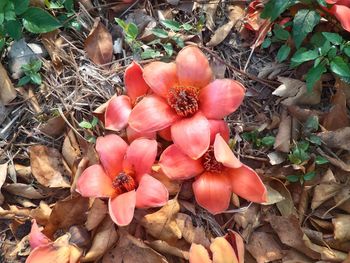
xmin=317 ymin=148 xmax=350 ymax=172
xmin=62 ymin=130 xmax=81 ymax=169
xmin=206 ymin=21 xmax=234 ymax=47
xmin=29 ymin=145 xmax=71 ymax=188
xmin=0 ymin=163 xmax=7 ymax=205
xmin=151 ymin=165 xmax=181 ymax=195
xmin=270 ymin=179 xmax=296 ymax=216
xmin=147 ymin=240 xmax=189 ymax=259
xmin=273 ymin=111 xmax=291 ymax=153
xmin=318 ymin=127 xmax=350 ymax=151
xmin=84 ymin=19 xmax=113 ymax=67
xmin=228 ymin=3 xmax=246 ymax=30
xmin=141 ymin=198 xmax=182 ymax=242
xmin=197 ymin=2 xmax=219 ymax=32
xmin=0 ymin=63 xmax=16 ymax=104
xmin=85 ymin=198 xmax=108 ymax=231
xmin=333 ymin=215 xmax=350 ymax=242
xmin=102 ymin=230 xmax=168 ymax=263
xmin=3 ymin=183 xmax=46 ymax=199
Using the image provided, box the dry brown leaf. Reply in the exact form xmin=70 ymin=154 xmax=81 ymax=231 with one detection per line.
xmin=41 ymin=30 xmax=63 ymax=73
xmin=199 ymin=2 xmax=219 ymax=32
xmin=246 ymin=232 xmax=284 ymax=263
xmin=0 ymin=163 xmax=7 ymax=205
xmin=83 ymin=217 xmax=118 ymax=262
xmin=283 ymin=249 xmax=314 ymax=263
xmin=274 ymin=111 xmax=291 ymax=153
xmin=14 ymin=164 xmax=31 ymax=182
xmin=147 ymin=240 xmax=189 ymax=259
xmin=30 ymin=201 xmax=52 ymax=225
xmin=318 ymin=127 xmax=350 ymax=151
xmin=287 ymin=105 xmax=324 ymax=123
xmin=29 ymin=145 xmax=71 ymax=188
xmin=210 ymin=57 xmax=227 ymax=79
xmin=207 ymin=21 xmax=234 ymax=47
xmin=43 ymin=196 xmax=89 ymax=238
xmin=263 ymin=185 xmax=285 ymax=205
xmin=141 ymin=198 xmax=182 ymax=242
xmin=102 ymin=230 xmax=168 ymax=263
xmin=228 ymin=3 xmax=245 ymax=30
xmin=85 ymin=198 xmax=108 ymax=231
xmin=317 ymin=148 xmax=350 ymax=172
xmin=84 ymin=19 xmax=113 ymax=67
xmin=311 ymin=182 xmax=342 ymax=210
xmin=323 ymin=89 xmax=350 ymax=130
xmin=152 ymin=165 xmax=181 ymax=195
xmin=62 ymin=130 xmax=81 ymax=169
xmin=39 ymin=115 xmax=66 ymax=138
xmin=0 ymin=63 xmax=16 ymax=104
xmin=269 ymin=179 xmax=296 ymax=216
xmin=3 ymin=183 xmax=46 ymax=199
xmin=333 ymin=215 xmax=350 ymax=242
xmin=273 ymin=77 xmax=322 ymax=106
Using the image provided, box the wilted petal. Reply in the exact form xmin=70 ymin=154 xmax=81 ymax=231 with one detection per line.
xmin=96 ymin=135 xmax=128 ymax=177
xmin=126 ymin=125 xmax=156 ymax=143
xmin=209 ymin=119 xmax=230 ymax=144
xmin=135 ymin=174 xmax=169 ymax=208
xmin=124 ymin=138 xmax=158 ymax=179
xmin=105 ymin=95 xmax=132 ymax=131
xmin=199 ymin=79 xmax=245 ymax=119
xmin=176 ymin=46 xmax=213 ymax=88
xmin=189 ymin=244 xmax=212 ymax=263
xmin=229 ymin=164 xmax=267 ymax=203
xmin=210 ymin=237 xmax=239 ymax=263
xmin=124 ymin=61 xmax=149 ymax=103
xmin=327 ymin=4 xmax=350 ymax=32
xmin=158 ymin=126 xmax=172 ymax=141
xmin=76 ymin=164 xmax=115 ymax=198
xmin=226 ymin=230 xmax=245 ymax=263
xmin=171 ymin=112 xmax=210 ymax=160
xmin=29 ymin=220 xmax=51 ymax=249
xmin=143 ymin=62 xmax=178 ymax=97
xmin=213 ymin=134 xmax=241 ymax=169
xmin=192 ymin=172 xmax=232 ymax=214
xmin=128 ymin=95 xmax=179 ymax=133
xmin=26 ymin=244 xmax=71 ymax=263
xmin=108 ymin=191 xmax=136 ymax=226
xmin=159 ymin=144 xmax=204 ymax=180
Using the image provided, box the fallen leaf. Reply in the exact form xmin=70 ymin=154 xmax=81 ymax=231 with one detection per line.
xmin=29 ymin=145 xmax=71 ymax=188
xmin=62 ymin=130 xmax=81 ymax=169
xmin=287 ymin=105 xmax=324 ymax=123
xmin=0 ymin=63 xmax=16 ymax=104
xmin=84 ymin=18 xmax=113 ymax=67
xmin=102 ymin=230 xmax=168 ymax=263
xmin=41 ymin=30 xmax=64 ymax=73
xmin=43 ymin=196 xmax=89 ymax=238
xmin=267 ymin=151 xmax=286 ymax=165
xmin=141 ymin=198 xmax=182 ymax=242
xmin=246 ymin=232 xmax=284 ymax=263
xmin=207 ymin=21 xmax=234 ymax=47
xmin=282 ymin=249 xmax=314 ymax=263
xmin=333 ymin=215 xmax=350 ymax=241
xmin=262 ymin=185 xmax=285 ymax=205
xmin=197 ymin=2 xmax=218 ymax=32
xmin=210 ymin=57 xmax=227 ymax=79
xmin=151 ymin=165 xmax=180 ymax=195
xmin=317 ymin=148 xmax=350 ymax=172
xmin=30 ymin=201 xmax=52 ymax=225
xmin=311 ymin=182 xmax=342 ymax=210
xmin=274 ymin=111 xmax=291 ymax=153
xmin=228 ymin=3 xmax=246 ymax=30
xmin=318 ymin=127 xmax=350 ymax=151
xmin=0 ymin=163 xmax=7 ymax=205
xmin=147 ymin=240 xmax=189 ymax=259
xmin=269 ymin=179 xmax=296 ymax=216
xmin=39 ymin=115 xmax=66 ymax=138
xmin=323 ymin=89 xmax=350 ymax=130
xmin=3 ymin=183 xmax=46 ymax=199
xmin=85 ymin=199 xmax=108 ymax=231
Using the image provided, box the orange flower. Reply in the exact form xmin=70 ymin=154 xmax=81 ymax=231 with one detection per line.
xmin=128 ymin=46 xmax=245 ymax=159
xmin=324 ymin=0 xmax=350 ymax=32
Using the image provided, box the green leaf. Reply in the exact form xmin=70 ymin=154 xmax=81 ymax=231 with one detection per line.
xmin=276 ymin=44 xmax=290 ymax=62
xmin=64 ymin=0 xmax=74 ymax=12
xmin=31 ymin=60 xmax=42 ymax=72
xmin=315 ymin=155 xmax=329 ymax=165
xmin=141 ymin=49 xmax=161 ymax=59
xmin=91 ymin=116 xmax=98 ymax=127
xmin=162 ymin=42 xmax=173 ymax=57
xmin=303 ymin=171 xmax=316 ymax=181
xmin=344 ymin=46 xmax=350 ymax=57
xmin=297 ymin=141 xmax=309 ymax=151
xmin=261 ymin=136 xmax=275 ymax=146
xmin=30 ymin=73 xmax=42 ymax=84
xmin=305 ymin=115 xmax=319 ymax=132
xmin=308 ymin=135 xmax=321 ymax=145
xmin=172 ymin=35 xmax=184 ymax=48
xmin=181 ymin=23 xmax=192 ymax=31
xmin=286 ymin=175 xmax=300 ymax=182
xmin=322 ymin=32 xmax=343 ymax=45
xmin=261 ymin=38 xmax=271 ymax=48
xmin=261 ymin=0 xmax=295 ymax=21
xmin=327 ymin=46 xmax=337 ymax=59
xmin=292 ymin=9 xmax=320 ymax=48
xmin=241 ymin=132 xmax=252 ymax=141
xmin=291 ymin=49 xmax=318 ymax=66
xmin=306 ymin=62 xmax=326 ymax=92
xmin=151 ymin=28 xmax=168 ymax=38
xmin=79 ymin=120 xmax=92 ymax=129
xmin=17 ymin=75 xmax=31 ymax=86
xmin=161 ymin=19 xmax=181 ymax=31
xmin=126 ymin=23 xmax=138 ymax=39
xmin=13 ymin=0 xmax=29 ymax=15
xmin=87 ymin=135 xmax=96 ymax=143
xmin=115 ymin=18 xmax=127 ymax=30
xmin=5 ymin=20 xmax=22 ymax=40
xmin=310 ymin=32 xmax=326 ymax=47
xmin=22 ymin=7 xmax=61 ymax=33
xmin=0 ymin=38 xmax=5 ymax=52
xmin=330 ymin=56 xmax=350 ymax=77
xmin=273 ymin=24 xmax=290 ymax=41
xmin=316 ymin=0 xmax=327 ymax=6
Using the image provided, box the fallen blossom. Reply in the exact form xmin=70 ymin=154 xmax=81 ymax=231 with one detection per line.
xmin=324 ymin=0 xmax=350 ymax=32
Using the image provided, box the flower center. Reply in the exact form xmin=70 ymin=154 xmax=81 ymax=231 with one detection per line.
xmin=112 ymin=171 xmax=136 ymax=195
xmin=167 ymin=86 xmax=199 ymax=117
xmin=202 ymin=146 xmax=224 ymax=173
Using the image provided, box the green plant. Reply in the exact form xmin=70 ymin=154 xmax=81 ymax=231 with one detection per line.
xmin=18 ymin=59 xmax=43 ymax=86
xmin=286 ymin=170 xmax=316 ymax=184
xmin=79 ymin=116 xmax=99 ymax=143
xmin=241 ymin=130 xmax=275 ymax=148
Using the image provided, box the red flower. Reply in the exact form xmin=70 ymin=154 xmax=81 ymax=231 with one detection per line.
xmin=325 ymin=0 xmax=350 ymax=32
xmin=159 ymin=133 xmax=266 ymax=214
xmin=76 ymin=135 xmax=169 ymax=226
xmin=128 ymin=46 xmax=245 ymax=159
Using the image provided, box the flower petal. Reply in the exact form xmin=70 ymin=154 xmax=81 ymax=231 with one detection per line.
xmin=226 ymin=230 xmax=245 ymax=263
xmin=158 ymin=126 xmax=172 ymax=141
xmin=26 ymin=244 xmax=71 ymax=263
xmin=189 ymin=244 xmax=212 ymax=263
xmin=199 ymin=79 xmax=245 ymax=119
xmin=159 ymin=144 xmax=204 ymax=180
xmin=229 ymin=164 xmax=267 ymax=203
xmin=124 ymin=61 xmax=149 ymax=103
xmin=126 ymin=125 xmax=156 ymax=143
xmin=171 ymin=112 xmax=210 ymax=159
xmin=143 ymin=62 xmax=178 ymax=97
xmin=128 ymin=95 xmax=179 ymax=133
xmin=192 ymin=172 xmax=232 ymax=214
xmin=135 ymin=174 xmax=169 ymax=208
xmin=108 ymin=191 xmax=136 ymax=226
xmin=29 ymin=220 xmax=51 ymax=249
xmin=176 ymin=46 xmax=213 ymax=88
xmin=105 ymin=95 xmax=132 ymax=131
xmin=210 ymin=237 xmax=239 ymax=263
xmin=209 ymin=119 xmax=230 ymax=144
xmin=213 ymin=134 xmax=241 ymax=169
xmin=123 ymin=138 xmax=158 ymax=179
xmin=327 ymin=4 xmax=350 ymax=32
xmin=76 ymin=164 xmax=115 ymax=198
xmin=96 ymin=134 xmax=128 ymax=177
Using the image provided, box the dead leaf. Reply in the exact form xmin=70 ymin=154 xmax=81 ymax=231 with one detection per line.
xmin=288 ymin=105 xmax=324 ymax=123
xmin=102 ymin=230 xmax=168 ymax=263
xmin=210 ymin=57 xmax=227 ymax=79
xmin=0 ymin=63 xmax=16 ymax=104
xmin=323 ymin=89 xmax=350 ymax=130
xmin=269 ymin=179 xmax=296 ymax=216
xmin=333 ymin=215 xmax=350 ymax=241
xmin=85 ymin=199 xmax=108 ymax=231
xmin=141 ymin=198 xmax=182 ymax=242
xmin=3 ymin=183 xmax=46 ymax=199
xmin=151 ymin=165 xmax=180 ymax=195
xmin=228 ymin=3 xmax=245 ymax=30
xmin=0 ymin=163 xmax=7 ymax=205
xmin=43 ymin=196 xmax=89 ymax=238
xmin=84 ymin=19 xmax=113 ymax=67
xmin=267 ymin=151 xmax=285 ymax=165
xmin=246 ymin=232 xmax=284 ymax=263
xmin=311 ymin=182 xmax=342 ymax=210
xmin=318 ymin=127 xmax=350 ymax=151
xmin=62 ymin=130 xmax=81 ymax=169
xmin=199 ymin=2 xmax=219 ymax=32
xmin=273 ymin=77 xmax=322 ymax=106
xmin=317 ymin=148 xmax=350 ymax=172
xmin=41 ymin=30 xmax=64 ymax=73
xmin=262 ymin=185 xmax=285 ymax=205
xmin=29 ymin=145 xmax=71 ymax=188
xmin=274 ymin=111 xmax=291 ymax=153
xmin=30 ymin=201 xmax=52 ymax=225
xmin=39 ymin=115 xmax=66 ymax=138
xmin=147 ymin=240 xmax=189 ymax=259
xmin=207 ymin=21 xmax=234 ymax=47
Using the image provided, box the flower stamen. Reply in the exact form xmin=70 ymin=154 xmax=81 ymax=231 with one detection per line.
xmin=167 ymin=86 xmax=199 ymax=117
xmin=202 ymin=146 xmax=224 ymax=173
xmin=112 ymin=172 xmax=136 ymax=195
